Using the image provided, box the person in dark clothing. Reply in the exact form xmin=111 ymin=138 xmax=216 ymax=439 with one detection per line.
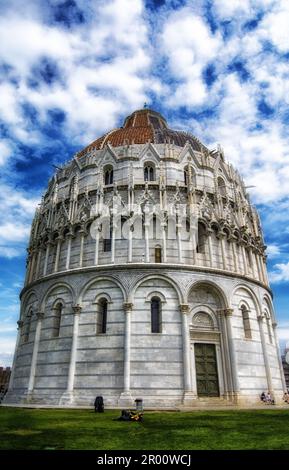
xmin=260 ymin=391 xmax=266 ymax=402
xmin=94 ymin=396 xmax=104 ymax=412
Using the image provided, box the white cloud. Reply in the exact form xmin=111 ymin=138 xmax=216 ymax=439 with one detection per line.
xmin=0 ymin=183 xmax=39 ymax=258
xmin=0 ymin=353 xmax=13 ymax=367
xmin=259 ymin=2 xmax=289 ymax=52
xmin=269 ymin=262 xmax=289 ymax=283
xmin=276 ymin=321 xmax=289 ymax=343
xmin=0 ymin=337 xmax=16 ymax=355
xmin=161 ymin=9 xmax=222 ymax=108
xmin=266 ymin=244 xmax=281 ymax=258
xmin=0 ymin=140 xmax=13 ymax=166
xmin=0 ymin=0 xmax=153 ymax=150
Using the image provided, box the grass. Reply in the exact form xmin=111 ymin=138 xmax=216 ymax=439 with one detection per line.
xmin=1 ymin=407 xmax=289 ymax=450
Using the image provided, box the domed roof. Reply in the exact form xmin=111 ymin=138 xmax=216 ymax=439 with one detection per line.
xmin=79 ymin=108 xmax=207 ymax=156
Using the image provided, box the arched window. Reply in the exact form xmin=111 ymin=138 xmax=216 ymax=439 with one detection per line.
xmin=184 ymin=165 xmax=196 ymax=186
xmin=104 ymin=165 xmax=113 ymax=185
xmin=23 ymin=310 xmax=32 ymax=343
xmin=97 ymin=298 xmax=108 ymax=334
xmin=245 ymin=247 xmax=252 ymax=268
xmin=144 ymin=163 xmax=155 ymax=181
xmin=217 ymin=177 xmax=226 ymax=197
xmin=69 ymin=176 xmax=76 ymax=198
xmin=151 ymin=296 xmax=161 ymax=333
xmin=53 ymin=302 xmax=63 ymax=337
xmin=152 ymin=214 xmax=157 ymax=239
xmin=103 ymin=219 xmax=112 ymax=252
xmin=155 ymin=246 xmax=162 ymax=263
xmin=196 ymin=222 xmax=206 ymax=254
xmin=241 ymin=304 xmax=251 ymax=339
xmin=184 ymin=167 xmax=188 ymax=185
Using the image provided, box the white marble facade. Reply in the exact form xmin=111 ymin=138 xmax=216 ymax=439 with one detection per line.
xmin=5 ymin=109 xmax=286 ymax=407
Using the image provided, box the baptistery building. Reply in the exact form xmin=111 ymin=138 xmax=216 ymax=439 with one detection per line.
xmin=6 ymin=108 xmax=286 ymax=407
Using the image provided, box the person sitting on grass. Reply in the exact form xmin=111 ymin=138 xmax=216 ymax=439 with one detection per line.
xmin=283 ymin=391 xmax=289 ymax=404
xmin=265 ymin=392 xmax=275 ymax=405
xmin=260 ymin=391 xmax=266 ymax=402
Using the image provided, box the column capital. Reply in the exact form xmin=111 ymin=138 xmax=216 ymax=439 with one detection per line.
xmin=36 ymin=311 xmax=44 ymax=320
xmin=257 ymin=314 xmax=265 ymax=322
xmin=217 ymin=308 xmax=233 ymax=317
xmin=17 ymin=320 xmax=24 ymax=329
xmin=272 ymin=321 xmax=277 ymax=329
xmin=179 ymin=304 xmax=190 ymax=314
xmin=72 ymin=304 xmax=82 ymax=314
xmin=224 ymin=308 xmax=234 ymax=316
xmin=66 ymin=231 xmax=75 ymax=239
xmin=123 ymin=302 xmax=133 ymax=312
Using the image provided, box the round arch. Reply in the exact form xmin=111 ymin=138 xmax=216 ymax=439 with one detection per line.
xmin=129 ymin=273 xmax=184 ymax=304
xmin=40 ymin=282 xmax=75 ymax=311
xmin=229 ymin=283 xmax=262 ymax=316
xmin=21 ymin=290 xmax=39 ymax=309
xmin=78 ymin=276 xmax=126 ymax=304
xmin=262 ymin=294 xmax=276 ymax=323
xmin=190 ymin=304 xmax=219 ymax=329
xmin=187 ymin=280 xmax=229 ymax=308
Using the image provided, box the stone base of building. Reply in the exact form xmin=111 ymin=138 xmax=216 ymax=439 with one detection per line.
xmin=3 ymin=390 xmax=286 ymax=408
xmin=118 ymin=391 xmax=134 ymax=408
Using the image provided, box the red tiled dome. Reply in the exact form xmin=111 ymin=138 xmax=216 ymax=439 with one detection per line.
xmin=79 ymin=108 xmax=207 ymax=156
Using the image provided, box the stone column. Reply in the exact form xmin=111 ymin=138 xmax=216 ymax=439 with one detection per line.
xmin=261 ymin=256 xmax=269 ymax=285
xmin=144 ymin=223 xmax=150 ymax=262
xmin=24 ymin=255 xmax=32 ymax=286
xmin=61 ymin=304 xmax=81 ymax=404
xmin=94 ymin=227 xmax=100 ymax=266
xmin=128 ymin=225 xmax=133 ymax=262
xmin=257 ymin=315 xmax=274 ymax=395
xmin=7 ymin=320 xmax=23 ymax=392
xmin=27 ymin=312 xmax=44 ymax=395
xmin=54 ymin=236 xmax=63 ymax=273
xmin=219 ymin=234 xmax=227 ymax=270
xmin=180 ymin=304 xmax=195 ymax=404
xmin=231 ymin=240 xmax=239 ymax=273
xmin=162 ymin=223 xmax=167 ymax=263
xmin=79 ymin=231 xmax=85 ymax=268
xmin=217 ymin=310 xmax=231 ymax=398
xmin=111 ymin=223 xmax=116 ymax=264
xmin=190 ymin=343 xmax=198 ymax=396
xmin=119 ymin=302 xmax=134 ymax=406
xmin=241 ymin=244 xmax=248 ymax=275
xmin=190 ymin=222 xmax=197 ymax=265
xmin=28 ymin=251 xmax=37 ymax=284
xmin=253 ymin=252 xmax=259 ymax=280
xmin=35 ymin=248 xmax=42 ymax=279
xmin=43 ymin=241 xmax=53 ymax=276
xmin=65 ymin=234 xmax=73 ymax=270
xmin=207 ymin=230 xmax=213 ymax=268
xmin=272 ymin=322 xmax=287 ymax=392
xmin=256 ymin=254 xmax=264 ymax=283
xmin=224 ymin=308 xmax=240 ymax=399
xmin=177 ymin=224 xmax=183 ymax=263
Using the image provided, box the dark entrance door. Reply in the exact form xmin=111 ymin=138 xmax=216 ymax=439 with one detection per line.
xmin=195 ymin=343 xmax=219 ymax=397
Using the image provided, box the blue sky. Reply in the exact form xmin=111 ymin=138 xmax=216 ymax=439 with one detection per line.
xmin=0 ymin=0 xmax=289 ymax=366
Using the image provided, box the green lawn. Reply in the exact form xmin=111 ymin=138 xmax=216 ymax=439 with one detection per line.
xmin=1 ymin=407 xmax=289 ymax=450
